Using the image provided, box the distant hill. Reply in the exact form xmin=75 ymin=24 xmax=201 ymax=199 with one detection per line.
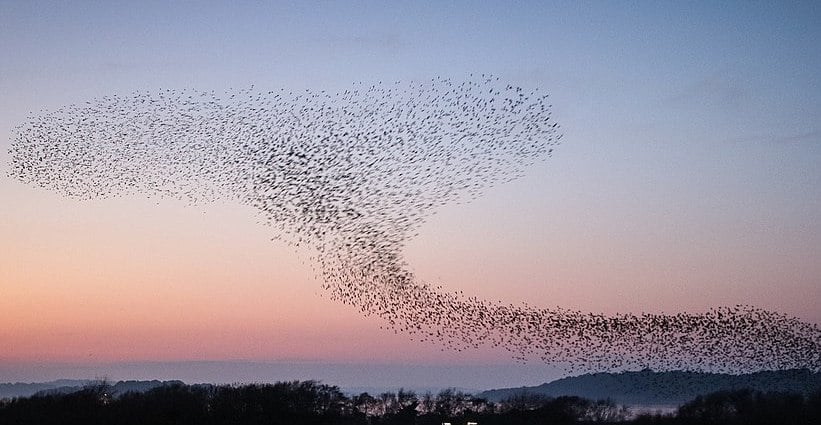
xmin=0 ymin=380 xmax=87 ymax=399
xmin=0 ymin=380 xmax=184 ymax=400
xmin=479 ymin=369 xmax=821 ymax=406
xmin=109 ymin=380 xmax=186 ymax=396
xmin=340 ymin=386 xmax=479 ymax=397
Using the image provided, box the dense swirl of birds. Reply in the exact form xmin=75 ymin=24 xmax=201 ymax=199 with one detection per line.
xmin=8 ymin=76 xmax=820 ymax=373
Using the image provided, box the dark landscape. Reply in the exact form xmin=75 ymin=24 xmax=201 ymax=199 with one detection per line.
xmin=2 ymin=369 xmax=820 ymax=424
xmin=480 ymin=368 xmax=821 ymax=406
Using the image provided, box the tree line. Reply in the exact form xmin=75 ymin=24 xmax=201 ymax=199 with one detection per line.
xmin=0 ymin=380 xmax=819 ymax=425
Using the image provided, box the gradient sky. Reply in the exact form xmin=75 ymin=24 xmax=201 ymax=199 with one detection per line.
xmin=1 ymin=1 xmax=820 ymax=388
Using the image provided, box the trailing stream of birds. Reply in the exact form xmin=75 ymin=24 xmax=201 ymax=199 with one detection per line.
xmin=8 ymin=76 xmax=820 ymax=373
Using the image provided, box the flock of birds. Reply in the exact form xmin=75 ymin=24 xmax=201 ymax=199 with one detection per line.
xmin=8 ymin=75 xmax=820 ymax=373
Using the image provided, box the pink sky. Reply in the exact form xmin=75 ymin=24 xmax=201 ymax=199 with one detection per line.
xmin=2 ymin=172 xmax=818 ymax=366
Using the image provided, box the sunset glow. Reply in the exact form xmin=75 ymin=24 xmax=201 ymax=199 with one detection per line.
xmin=1 ymin=1 xmax=819 ymax=387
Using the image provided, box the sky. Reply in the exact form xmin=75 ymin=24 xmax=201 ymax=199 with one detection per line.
xmin=1 ymin=1 xmax=820 ymax=389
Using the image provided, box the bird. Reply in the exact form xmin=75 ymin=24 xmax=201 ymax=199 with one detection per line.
xmin=6 ymin=75 xmax=820 ymax=375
